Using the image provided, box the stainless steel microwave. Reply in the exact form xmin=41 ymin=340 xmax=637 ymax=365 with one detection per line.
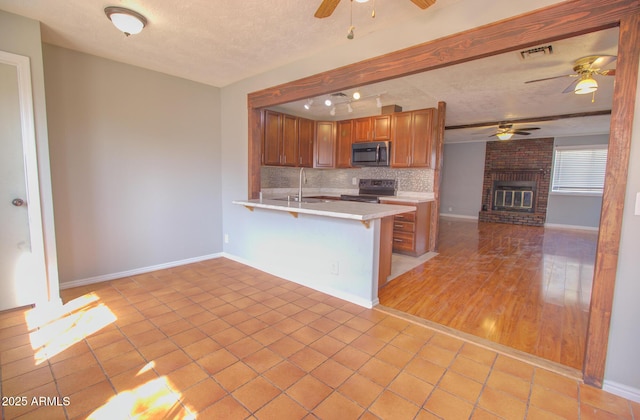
xmin=352 ymin=141 xmax=391 ymax=167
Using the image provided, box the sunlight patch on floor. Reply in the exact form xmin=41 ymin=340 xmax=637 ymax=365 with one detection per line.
xmin=25 ymin=292 xmax=117 ymax=364
xmin=87 ymin=376 xmax=194 ymax=420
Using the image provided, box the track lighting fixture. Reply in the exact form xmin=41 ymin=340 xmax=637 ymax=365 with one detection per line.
xmin=330 ymin=107 xmax=336 ymax=116
xmin=324 ymin=98 xmax=332 ymax=106
xmin=304 ymin=99 xmax=313 ymax=110
xmin=347 ymin=103 xmax=353 ymax=113
xmin=376 ymin=96 xmax=382 ymax=108
xmin=352 ymin=91 xmax=361 ymax=100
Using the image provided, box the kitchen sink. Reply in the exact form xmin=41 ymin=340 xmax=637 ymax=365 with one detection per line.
xmin=272 ymin=196 xmax=333 ymax=204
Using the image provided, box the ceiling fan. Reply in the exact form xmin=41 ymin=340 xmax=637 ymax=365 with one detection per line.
xmin=524 ymin=55 xmax=616 ymax=95
xmin=490 ymin=124 xmax=540 ymax=141
xmin=314 ymin=0 xmax=436 ymax=19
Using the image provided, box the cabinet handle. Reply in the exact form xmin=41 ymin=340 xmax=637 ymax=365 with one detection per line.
xmin=394 ymin=224 xmax=404 ymax=228
xmin=393 ymin=239 xmax=404 ymax=242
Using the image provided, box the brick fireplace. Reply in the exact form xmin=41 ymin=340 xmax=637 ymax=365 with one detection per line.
xmin=478 ymin=138 xmax=553 ymax=226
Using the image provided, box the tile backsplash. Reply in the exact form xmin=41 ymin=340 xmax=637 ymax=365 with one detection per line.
xmin=261 ymin=166 xmax=434 ymax=193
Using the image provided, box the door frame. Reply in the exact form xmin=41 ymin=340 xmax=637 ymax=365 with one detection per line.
xmin=246 ymin=0 xmax=640 ymax=387
xmin=0 ymin=50 xmax=49 ymax=309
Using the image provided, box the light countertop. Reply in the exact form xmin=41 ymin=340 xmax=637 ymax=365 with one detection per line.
xmin=379 ymin=194 xmax=435 ymax=204
xmin=233 ymin=199 xmax=416 ymax=221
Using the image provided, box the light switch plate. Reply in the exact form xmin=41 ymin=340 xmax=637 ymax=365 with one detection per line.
xmin=635 ymin=192 xmax=640 ymax=216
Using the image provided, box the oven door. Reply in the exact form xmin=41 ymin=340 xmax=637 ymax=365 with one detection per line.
xmin=352 ymin=141 xmax=390 ymax=167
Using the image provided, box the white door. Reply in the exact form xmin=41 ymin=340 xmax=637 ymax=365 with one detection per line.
xmin=0 ymin=52 xmax=47 ymax=311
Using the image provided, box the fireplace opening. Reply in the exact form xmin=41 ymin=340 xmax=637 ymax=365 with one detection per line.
xmin=492 ymin=180 xmax=536 ymax=213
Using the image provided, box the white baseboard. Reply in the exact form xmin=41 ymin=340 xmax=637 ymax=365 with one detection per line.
xmin=222 ymin=252 xmax=376 ymax=309
xmin=439 ymin=213 xmax=479 ymax=220
xmin=544 ymin=223 xmax=599 ymax=231
xmin=603 ymin=380 xmax=640 ymax=403
xmin=59 ymin=253 xmax=224 ymax=290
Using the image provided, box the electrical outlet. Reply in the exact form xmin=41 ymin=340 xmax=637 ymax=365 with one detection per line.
xmin=448 ymin=207 xmax=453 ymax=212
xmin=352 ymin=177 xmax=358 ymax=186
xmin=224 ymin=234 xmax=229 ymax=244
xmin=330 ymin=261 xmax=339 ymax=275
xmin=635 ymin=192 xmax=640 ymax=216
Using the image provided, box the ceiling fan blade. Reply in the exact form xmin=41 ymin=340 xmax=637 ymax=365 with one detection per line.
xmin=598 ymin=69 xmax=616 ymax=76
xmin=524 ymin=74 xmax=575 ymax=84
xmin=512 ymin=131 xmax=532 ymax=135
xmin=588 ymin=55 xmax=617 ymax=70
xmin=410 ymin=0 xmax=437 ymax=9
xmin=517 ymin=127 xmax=541 ymax=131
xmin=315 ymin=0 xmax=341 ymax=18
xmin=562 ymin=78 xmax=580 ymax=93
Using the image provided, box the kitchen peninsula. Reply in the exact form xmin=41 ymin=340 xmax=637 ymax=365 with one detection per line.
xmin=232 ymin=198 xmax=416 ymax=307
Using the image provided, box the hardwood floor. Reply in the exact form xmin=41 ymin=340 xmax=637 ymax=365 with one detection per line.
xmin=378 ymin=216 xmax=598 ymax=370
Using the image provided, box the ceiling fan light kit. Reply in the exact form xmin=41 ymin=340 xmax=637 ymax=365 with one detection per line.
xmin=490 ymin=124 xmax=541 ymax=141
xmin=497 ymin=132 xmax=514 ymax=141
xmin=104 ymin=6 xmax=147 ymax=36
xmin=525 ymin=54 xmax=616 ymax=99
xmin=575 ymin=76 xmax=598 ymax=94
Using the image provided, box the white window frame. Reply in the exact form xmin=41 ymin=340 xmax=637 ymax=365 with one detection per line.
xmin=551 ymin=144 xmax=608 ymax=196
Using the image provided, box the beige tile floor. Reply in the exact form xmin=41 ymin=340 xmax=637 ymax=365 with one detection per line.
xmin=1 ymin=258 xmax=638 ymax=419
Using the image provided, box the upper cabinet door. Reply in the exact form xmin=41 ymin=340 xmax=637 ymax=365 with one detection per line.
xmin=281 ymin=114 xmax=299 ymax=166
xmin=298 ymin=118 xmax=314 ymax=167
xmin=353 ymin=117 xmax=372 ymax=142
xmin=372 ymin=115 xmax=391 ymax=140
xmin=336 ymin=120 xmax=353 ymax=168
xmin=391 ymin=111 xmax=413 ymax=167
xmin=263 ymin=110 xmax=282 ymax=165
xmin=411 ymin=108 xmax=434 ymax=168
xmin=315 ymin=121 xmax=335 ymax=168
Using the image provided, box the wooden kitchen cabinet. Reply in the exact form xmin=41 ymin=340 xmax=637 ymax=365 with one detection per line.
xmin=336 ymin=120 xmax=353 ymax=168
xmin=353 ymin=117 xmax=372 ymax=142
xmin=281 ymin=114 xmax=298 ymax=166
xmin=263 ymin=110 xmax=298 ymax=166
xmin=314 ymin=121 xmax=336 ymax=168
xmin=353 ymin=115 xmax=391 ymax=142
xmin=380 ymin=200 xmax=432 ymax=256
xmin=391 ymin=108 xmax=434 ymax=168
xmin=372 ymin=115 xmax=391 ymax=140
xmin=263 ymin=110 xmax=282 ymax=166
xmin=263 ymin=110 xmax=312 ymax=167
xmin=298 ymin=117 xmax=314 ymax=167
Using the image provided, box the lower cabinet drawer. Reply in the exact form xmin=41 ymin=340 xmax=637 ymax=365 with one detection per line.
xmin=394 ymin=212 xmax=416 ymax=222
xmin=392 ymin=232 xmax=415 ymax=251
xmin=393 ymin=220 xmax=415 ymax=233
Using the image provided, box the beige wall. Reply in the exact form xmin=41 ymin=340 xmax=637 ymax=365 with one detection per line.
xmin=43 ymin=45 xmax=223 ymax=284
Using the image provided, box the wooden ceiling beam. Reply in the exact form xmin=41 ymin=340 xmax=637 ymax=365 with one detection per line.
xmin=445 ymin=110 xmax=612 ymax=130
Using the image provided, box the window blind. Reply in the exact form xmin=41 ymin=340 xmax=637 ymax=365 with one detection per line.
xmin=552 ymin=145 xmax=608 ymax=193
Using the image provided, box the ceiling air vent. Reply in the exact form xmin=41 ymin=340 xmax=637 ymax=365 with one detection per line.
xmin=520 ymin=45 xmax=553 ymax=60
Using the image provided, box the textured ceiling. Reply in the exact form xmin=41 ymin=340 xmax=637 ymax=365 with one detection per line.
xmin=0 ymin=0 xmax=617 ymax=142
xmin=0 ymin=0 xmax=438 ymax=87
xmin=273 ymin=28 xmax=618 ymax=143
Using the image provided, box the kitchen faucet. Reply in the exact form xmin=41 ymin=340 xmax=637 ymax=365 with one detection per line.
xmin=298 ymin=167 xmax=306 ymax=202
